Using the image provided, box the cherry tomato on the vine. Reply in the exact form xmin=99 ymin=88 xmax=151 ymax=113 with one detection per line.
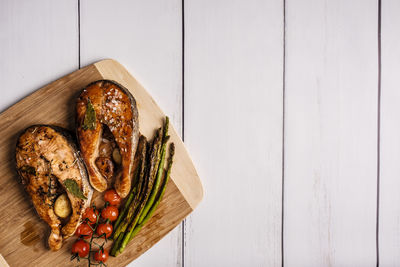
xmin=83 ymin=207 xmax=99 ymax=224
xmin=94 ymin=249 xmax=109 ymax=262
xmin=75 ymin=223 xmax=93 ymax=239
xmin=104 ymin=189 xmax=121 ymax=206
xmin=96 ymin=223 xmax=113 ymax=238
xmin=71 ymin=240 xmax=89 ymax=258
xmin=101 ymin=206 xmax=119 ymax=222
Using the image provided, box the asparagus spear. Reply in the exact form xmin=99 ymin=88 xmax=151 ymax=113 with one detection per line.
xmin=112 ymin=188 xmax=134 ymax=235
xmin=110 ymin=227 xmax=125 ymax=256
xmin=110 ymin=137 xmax=149 ymax=256
xmin=138 ymin=117 xmax=169 ymax=224
xmin=112 ymin=129 xmax=162 ymax=255
xmin=111 ymin=117 xmax=172 ymax=256
xmin=113 ymin=136 xmax=147 ymax=235
xmin=112 ymin=135 xmax=149 ymax=239
xmin=126 ymin=143 xmax=175 ymax=245
xmin=115 ymin=139 xmax=165 ymax=253
xmin=116 ymin=123 xmax=170 ymax=254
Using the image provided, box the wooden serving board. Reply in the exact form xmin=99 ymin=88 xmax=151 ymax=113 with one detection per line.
xmin=0 ymin=59 xmax=203 ymax=266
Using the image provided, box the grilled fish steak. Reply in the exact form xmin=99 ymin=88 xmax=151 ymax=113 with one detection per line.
xmin=15 ymin=125 xmax=93 ymax=251
xmin=76 ymin=80 xmax=139 ymax=198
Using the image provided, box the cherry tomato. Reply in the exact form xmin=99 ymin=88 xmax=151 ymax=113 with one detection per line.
xmin=104 ymin=189 xmax=121 ymax=206
xmin=75 ymin=223 xmax=93 ymax=239
xmin=83 ymin=207 xmax=99 ymax=224
xmin=94 ymin=249 xmax=109 ymax=262
xmin=101 ymin=206 xmax=119 ymax=222
xmin=71 ymin=240 xmax=89 ymax=257
xmin=96 ymin=223 xmax=113 ymax=238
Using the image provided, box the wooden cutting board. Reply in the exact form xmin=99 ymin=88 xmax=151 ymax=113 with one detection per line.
xmin=0 ymin=59 xmax=203 ymax=266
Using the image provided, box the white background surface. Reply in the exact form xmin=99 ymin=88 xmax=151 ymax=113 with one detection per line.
xmin=0 ymin=0 xmax=398 ymax=266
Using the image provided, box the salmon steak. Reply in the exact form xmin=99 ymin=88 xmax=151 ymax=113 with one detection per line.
xmin=76 ymin=80 xmax=139 ymax=198
xmin=15 ymin=125 xmax=93 ymax=251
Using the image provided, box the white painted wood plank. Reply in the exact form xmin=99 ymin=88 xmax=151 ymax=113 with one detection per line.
xmin=184 ymin=0 xmax=283 ymax=266
xmin=379 ymin=1 xmax=400 ymax=266
xmin=0 ymin=0 xmax=78 ymax=111
xmin=284 ymin=0 xmax=378 ymax=266
xmin=80 ymin=1 xmax=182 ymax=266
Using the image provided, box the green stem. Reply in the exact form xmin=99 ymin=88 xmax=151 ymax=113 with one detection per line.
xmin=138 ymin=117 xmax=169 ymax=224
xmin=138 ymin=136 xmax=169 ymax=224
xmin=87 ymin=206 xmax=100 ymax=266
xmin=113 ymin=187 xmax=135 ymax=235
xmin=111 ymin=117 xmax=172 ymax=256
xmin=124 ymin=143 xmax=175 ymax=249
xmin=117 ymin=127 xmax=167 ymax=253
xmin=112 ymin=136 xmax=147 ymax=239
xmin=110 ymin=231 xmax=124 ymax=257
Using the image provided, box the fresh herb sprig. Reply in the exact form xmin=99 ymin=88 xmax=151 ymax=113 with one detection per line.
xmin=83 ymin=99 xmax=96 ymax=130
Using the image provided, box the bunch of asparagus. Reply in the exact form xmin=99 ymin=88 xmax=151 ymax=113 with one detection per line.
xmin=111 ymin=117 xmax=175 ymax=256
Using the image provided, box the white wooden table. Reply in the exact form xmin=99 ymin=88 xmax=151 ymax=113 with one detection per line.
xmin=1 ymin=0 xmax=399 ymax=266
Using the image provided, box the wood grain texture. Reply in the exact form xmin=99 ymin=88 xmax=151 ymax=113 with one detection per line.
xmin=0 ymin=0 xmax=78 ymax=112
xmin=0 ymin=60 xmax=202 ymax=267
xmin=284 ymin=0 xmax=378 ymax=266
xmin=79 ymin=1 xmax=183 ymax=265
xmin=184 ymin=0 xmax=283 ymax=266
xmin=379 ymin=0 xmax=400 ymax=265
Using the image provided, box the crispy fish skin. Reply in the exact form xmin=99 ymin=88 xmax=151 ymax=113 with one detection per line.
xmin=76 ymin=80 xmax=139 ymax=198
xmin=15 ymin=125 xmax=93 ymax=251
xmin=76 ymin=85 xmax=105 ymax=192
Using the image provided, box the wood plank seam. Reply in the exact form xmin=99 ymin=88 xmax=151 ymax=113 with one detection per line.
xmin=78 ymin=0 xmax=81 ymax=69
xmin=379 ymin=1 xmax=400 ymax=264
xmin=181 ymin=0 xmax=186 ymax=266
xmin=282 ymin=0 xmax=287 ymax=266
xmin=376 ymin=0 xmax=382 ymax=266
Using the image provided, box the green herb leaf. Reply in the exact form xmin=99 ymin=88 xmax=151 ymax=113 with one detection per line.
xmin=83 ymin=99 xmax=96 ymax=130
xmin=19 ymin=165 xmax=36 ymax=175
xmin=64 ymin=178 xmax=87 ymax=200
